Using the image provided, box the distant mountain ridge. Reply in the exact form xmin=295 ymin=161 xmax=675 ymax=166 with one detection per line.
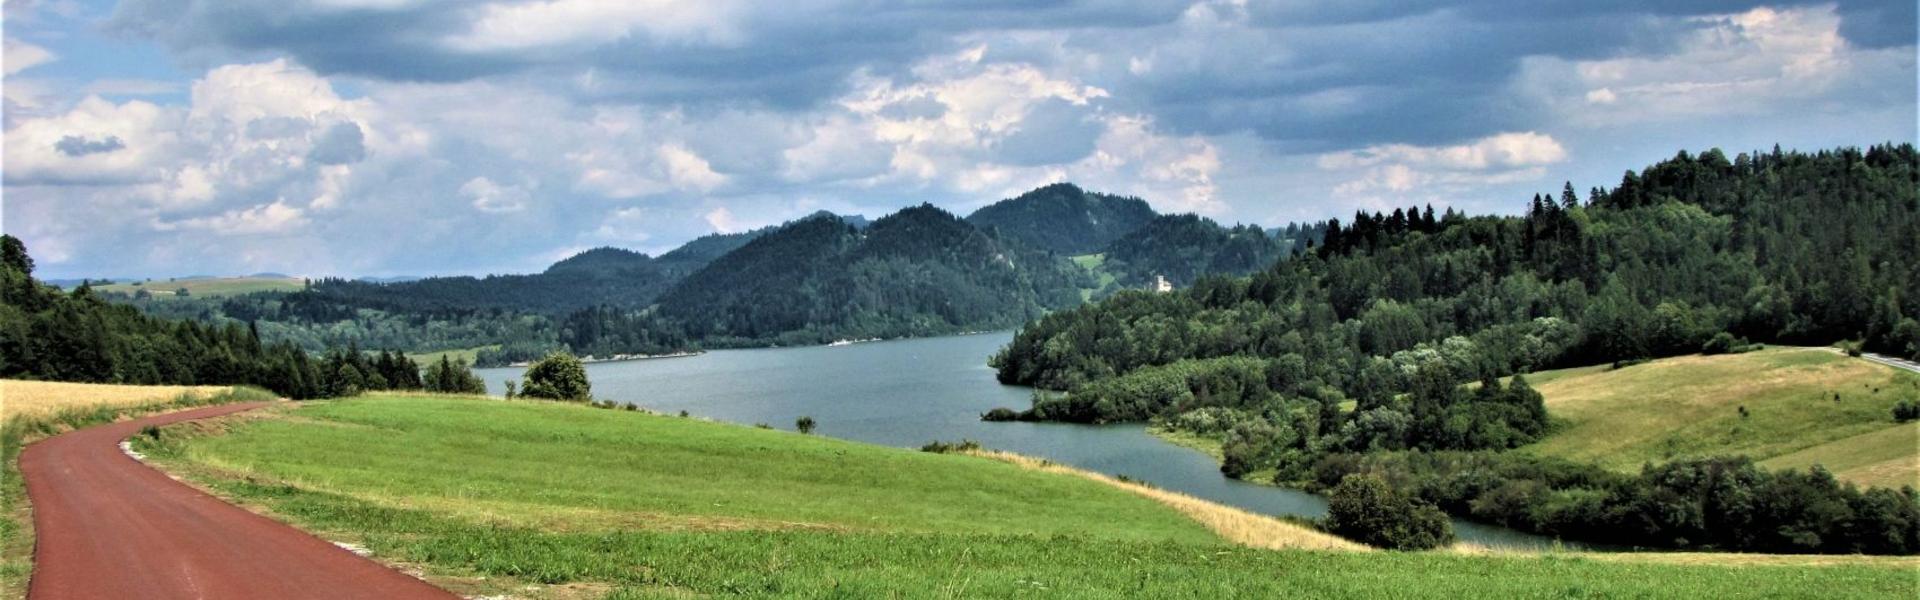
xmin=654 ymin=205 xmax=1088 ymax=345
xmin=100 ymin=181 xmax=1311 ymax=360
xmin=966 ymin=183 xmax=1158 ymax=255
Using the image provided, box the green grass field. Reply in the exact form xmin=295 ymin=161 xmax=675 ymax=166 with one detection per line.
xmin=403 ymin=346 xmax=497 ymax=368
xmin=1070 ymin=253 xmax=1118 ymax=300
xmin=141 ymin=395 xmax=1916 ymax=598
xmin=1522 ymin=348 xmax=1920 ymax=489
xmin=94 ymin=276 xmax=303 ymax=299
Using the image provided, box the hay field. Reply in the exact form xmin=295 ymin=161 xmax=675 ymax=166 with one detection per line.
xmin=1 ymin=380 xmax=233 ymax=421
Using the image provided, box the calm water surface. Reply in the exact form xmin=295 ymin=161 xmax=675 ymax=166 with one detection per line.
xmin=478 ymin=332 xmax=1571 ymax=550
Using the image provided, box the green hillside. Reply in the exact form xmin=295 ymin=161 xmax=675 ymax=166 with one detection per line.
xmin=1522 ymin=347 xmax=1920 ymax=489
xmin=141 ymin=395 xmax=1917 ymax=598
xmin=1098 ymin=214 xmax=1288 ymax=288
xmin=655 ymin=205 xmax=1089 ymax=346
xmin=965 ymin=182 xmax=1157 ymax=255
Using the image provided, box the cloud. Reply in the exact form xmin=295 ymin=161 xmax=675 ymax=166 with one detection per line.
xmin=306 ymin=121 xmax=367 ymax=165
xmin=1516 ymin=5 xmax=1916 ymax=127
xmin=54 ymin=135 xmax=127 ymax=157
xmin=445 ymin=0 xmax=747 ymax=52
xmin=591 ymin=206 xmax=653 ymax=243
xmin=1318 ymin=132 xmax=1568 ymax=171
xmin=154 ymin=200 xmax=310 ymax=234
xmin=3 ymin=38 xmax=55 ymax=75
xmin=1319 ymin=132 xmax=1570 ymax=209
xmin=3 ymin=96 xmax=180 ymax=185
xmin=778 ymin=43 xmax=1222 ymax=212
xmin=460 ymin=176 xmax=530 ymax=213
xmin=703 ymin=206 xmax=743 ymax=233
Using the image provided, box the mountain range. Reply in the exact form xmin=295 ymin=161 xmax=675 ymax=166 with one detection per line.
xmin=98 ymin=182 xmax=1306 ymax=357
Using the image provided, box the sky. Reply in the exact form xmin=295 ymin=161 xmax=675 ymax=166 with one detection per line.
xmin=2 ymin=0 xmax=1914 ymax=279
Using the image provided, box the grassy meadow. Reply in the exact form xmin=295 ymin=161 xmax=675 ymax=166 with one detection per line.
xmin=403 ymin=345 xmax=498 ymax=368
xmin=92 ymin=276 xmax=303 ymax=299
xmin=141 ymin=394 xmax=1917 ymax=598
xmin=1069 ymin=253 xmax=1118 ymax=298
xmin=1520 ymin=347 xmax=1920 ymax=488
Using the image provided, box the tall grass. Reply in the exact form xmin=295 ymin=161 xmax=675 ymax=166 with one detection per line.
xmin=2 ymin=380 xmax=234 ymax=420
xmin=961 ymin=449 xmax=1367 ymax=552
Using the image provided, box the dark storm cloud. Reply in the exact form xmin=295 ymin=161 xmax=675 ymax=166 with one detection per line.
xmin=105 ymin=0 xmax=1190 ymax=107
xmin=98 ymin=0 xmax=1915 ymax=150
xmin=54 ymin=135 xmax=125 ymax=157
xmin=107 ymin=0 xmax=510 ymax=82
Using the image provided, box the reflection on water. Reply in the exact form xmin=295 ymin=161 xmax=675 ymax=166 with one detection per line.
xmin=478 ymin=332 xmax=1573 ymax=550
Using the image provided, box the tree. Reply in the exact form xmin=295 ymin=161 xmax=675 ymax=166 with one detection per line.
xmin=1 ymin=235 xmax=33 ymax=275
xmin=423 ymin=355 xmax=485 ymax=394
xmin=1323 ymin=473 xmax=1455 ymax=550
xmin=796 ymin=415 xmax=817 ymax=434
xmin=332 ymin=363 xmax=366 ymax=397
xmin=521 ymin=351 xmax=591 ymax=401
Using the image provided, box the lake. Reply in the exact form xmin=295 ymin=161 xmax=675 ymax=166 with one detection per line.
xmin=478 ymin=331 xmax=1572 ymax=550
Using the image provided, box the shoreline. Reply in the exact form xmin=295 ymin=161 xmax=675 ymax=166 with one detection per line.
xmin=504 ymin=350 xmax=705 ymax=368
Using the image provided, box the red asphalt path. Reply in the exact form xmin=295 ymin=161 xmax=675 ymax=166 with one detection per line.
xmin=20 ymin=401 xmax=456 ymax=599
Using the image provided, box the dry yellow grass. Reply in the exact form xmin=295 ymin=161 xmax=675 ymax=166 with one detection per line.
xmin=1522 ymin=347 xmax=1920 ymax=488
xmin=1 ymin=380 xmax=233 ymax=420
xmin=1451 ymin=542 xmax=1920 ymax=568
xmin=962 ymin=448 xmax=1369 ymax=552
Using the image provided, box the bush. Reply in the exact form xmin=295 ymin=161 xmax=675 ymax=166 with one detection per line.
xmin=1701 ymin=332 xmax=1751 ymax=355
xmin=920 ymin=439 xmax=982 ymax=454
xmin=1323 ymin=473 xmax=1455 ymax=550
xmin=1894 ymin=401 xmax=1920 ymax=423
xmin=796 ymin=415 xmax=817 ymax=434
xmin=980 ymin=407 xmax=1024 ymax=421
xmin=521 ymin=352 xmax=591 ymax=401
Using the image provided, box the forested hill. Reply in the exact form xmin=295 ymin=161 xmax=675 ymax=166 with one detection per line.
xmin=0 ymin=235 xmax=327 ymax=398
xmin=654 ymin=205 xmax=1089 ymax=346
xmin=1099 ymin=214 xmax=1292 ymax=288
xmin=986 ymin=144 xmax=1920 ymax=556
xmin=304 ymin=249 xmax=674 ymax=315
xmin=998 ymin=144 xmax=1919 ymax=396
xmin=299 ymin=224 xmax=782 ymax=316
xmin=650 ymin=228 xmax=771 ymax=274
xmin=965 ymin=183 xmax=1158 ymax=255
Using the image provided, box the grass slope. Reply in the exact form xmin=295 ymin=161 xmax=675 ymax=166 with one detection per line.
xmin=1522 ymin=348 xmax=1919 ymax=488
xmin=144 ymin=395 xmax=1915 ymax=598
xmin=93 ymin=276 xmax=303 ymax=299
xmin=168 ymin=396 xmax=1216 ymax=542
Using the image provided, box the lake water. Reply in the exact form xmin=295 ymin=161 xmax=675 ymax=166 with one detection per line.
xmin=477 ymin=332 xmax=1570 ymax=550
